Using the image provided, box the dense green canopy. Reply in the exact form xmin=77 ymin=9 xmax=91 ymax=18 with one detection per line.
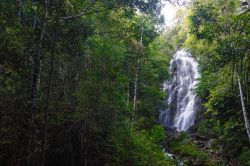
xmin=0 ymin=0 xmax=249 ymax=165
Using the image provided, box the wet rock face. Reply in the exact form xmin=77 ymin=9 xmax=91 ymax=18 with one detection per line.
xmin=192 ymin=97 xmax=204 ymax=131
xmin=160 ymin=50 xmax=200 ymax=132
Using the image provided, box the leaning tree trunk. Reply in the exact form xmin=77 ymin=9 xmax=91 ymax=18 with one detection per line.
xmin=237 ymin=71 xmax=250 ymax=142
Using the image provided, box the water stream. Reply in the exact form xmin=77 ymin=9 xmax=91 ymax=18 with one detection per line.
xmin=160 ymin=49 xmax=199 ymax=165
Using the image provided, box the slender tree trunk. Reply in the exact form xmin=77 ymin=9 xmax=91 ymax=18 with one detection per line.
xmin=132 ymin=17 xmax=144 ymax=121
xmin=84 ymin=118 xmax=88 ymax=166
xmin=23 ymin=1 xmax=50 ymax=165
xmin=80 ymin=121 xmax=84 ymax=165
xmin=237 ymin=71 xmax=250 ymax=142
xmin=18 ymin=0 xmax=23 ymax=18
xmin=132 ymin=58 xmax=140 ymax=121
xmin=126 ymin=76 xmax=130 ymax=126
xmin=127 ymin=69 xmax=130 ymax=108
xmin=30 ymin=0 xmax=49 ymax=116
xmin=41 ymin=1 xmax=59 ymax=165
xmin=124 ymin=137 xmax=128 ymax=163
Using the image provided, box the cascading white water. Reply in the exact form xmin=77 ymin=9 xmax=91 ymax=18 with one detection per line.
xmin=160 ymin=49 xmax=199 ymax=132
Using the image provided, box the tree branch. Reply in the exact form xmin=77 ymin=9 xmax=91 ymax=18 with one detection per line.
xmin=59 ymin=0 xmax=96 ymax=20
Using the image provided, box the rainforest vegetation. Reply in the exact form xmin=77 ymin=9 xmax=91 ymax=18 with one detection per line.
xmin=0 ymin=0 xmax=249 ymax=165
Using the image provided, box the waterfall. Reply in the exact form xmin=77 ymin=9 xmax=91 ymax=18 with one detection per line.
xmin=160 ymin=49 xmax=199 ymax=132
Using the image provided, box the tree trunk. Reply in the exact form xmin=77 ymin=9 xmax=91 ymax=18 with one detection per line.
xmin=237 ymin=71 xmax=250 ymax=142
xmin=41 ymin=1 xmax=59 ymax=165
xmin=69 ymin=135 xmax=75 ymax=166
xmin=23 ymin=1 xmax=50 ymax=165
xmin=132 ymin=17 xmax=144 ymax=121
xmin=80 ymin=121 xmax=84 ymax=165
xmin=18 ymin=0 xmax=23 ymax=18
xmin=84 ymin=118 xmax=88 ymax=166
xmin=126 ymin=69 xmax=130 ymax=108
xmin=132 ymin=58 xmax=140 ymax=121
